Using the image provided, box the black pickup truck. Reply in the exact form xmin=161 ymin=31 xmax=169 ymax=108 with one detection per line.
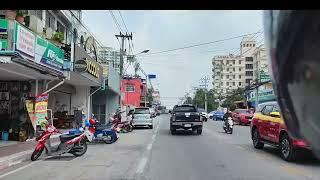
xmin=170 ymin=104 xmax=203 ymax=135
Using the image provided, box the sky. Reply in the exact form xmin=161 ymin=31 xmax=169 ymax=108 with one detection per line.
xmin=82 ymin=10 xmax=263 ymax=109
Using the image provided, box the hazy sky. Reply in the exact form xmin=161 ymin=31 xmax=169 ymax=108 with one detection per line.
xmin=82 ymin=10 xmax=263 ymax=108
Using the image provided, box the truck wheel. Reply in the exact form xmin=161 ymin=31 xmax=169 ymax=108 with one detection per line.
xmin=171 ymin=129 xmax=176 ymax=135
xmin=149 ymin=125 xmax=153 ymax=129
xmin=197 ymin=127 xmax=202 ymax=135
xmin=252 ymin=128 xmax=264 ymax=149
xmin=280 ymin=134 xmax=297 ymax=161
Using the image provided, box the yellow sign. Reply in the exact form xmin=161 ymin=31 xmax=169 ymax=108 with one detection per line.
xmin=86 ymin=58 xmax=102 ymax=79
xmin=25 ymin=99 xmax=36 ymax=130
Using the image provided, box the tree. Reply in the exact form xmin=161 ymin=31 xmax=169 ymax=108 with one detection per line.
xmin=192 ymin=88 xmax=219 ymax=112
xmin=221 ymin=87 xmax=246 ymax=109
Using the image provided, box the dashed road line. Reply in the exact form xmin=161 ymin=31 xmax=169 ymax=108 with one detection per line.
xmin=135 ymin=117 xmax=160 ymax=175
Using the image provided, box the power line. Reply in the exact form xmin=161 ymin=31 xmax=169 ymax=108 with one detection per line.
xmin=109 ymin=10 xmax=124 ymax=33
xmin=138 ymin=31 xmax=262 ymax=57
xmin=118 ymin=10 xmax=129 ymax=33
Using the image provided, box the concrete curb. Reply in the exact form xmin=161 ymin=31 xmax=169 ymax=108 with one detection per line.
xmin=0 ymin=136 xmax=62 ymax=171
xmin=0 ymin=150 xmax=33 ymax=171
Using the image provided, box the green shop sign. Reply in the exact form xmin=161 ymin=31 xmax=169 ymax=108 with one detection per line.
xmin=0 ymin=19 xmax=8 ymax=51
xmin=248 ymin=89 xmax=276 ymax=102
xmin=35 ymin=36 xmax=64 ymax=70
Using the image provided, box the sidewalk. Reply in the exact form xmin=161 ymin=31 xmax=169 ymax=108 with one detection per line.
xmin=0 ymin=129 xmax=72 ymax=171
xmin=0 ymin=140 xmax=36 ymax=171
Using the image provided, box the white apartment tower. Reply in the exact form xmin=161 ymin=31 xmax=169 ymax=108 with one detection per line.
xmin=212 ymin=54 xmax=245 ymax=96
xmin=212 ymin=36 xmax=257 ymax=95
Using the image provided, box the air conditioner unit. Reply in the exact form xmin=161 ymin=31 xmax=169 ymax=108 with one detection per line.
xmin=28 ymin=15 xmax=44 ymax=34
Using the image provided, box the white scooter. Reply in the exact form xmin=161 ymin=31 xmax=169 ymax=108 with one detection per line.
xmin=223 ymin=117 xmax=234 ymax=134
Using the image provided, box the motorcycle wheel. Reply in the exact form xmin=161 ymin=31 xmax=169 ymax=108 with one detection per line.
xmin=127 ymin=125 xmax=133 ymax=132
xmin=31 ymin=148 xmax=43 ymax=161
xmin=71 ymin=140 xmax=87 ymax=157
xmin=103 ymin=135 xmax=114 ymax=144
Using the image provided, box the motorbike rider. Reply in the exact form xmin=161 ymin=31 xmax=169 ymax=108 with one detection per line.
xmin=223 ymin=108 xmax=232 ymax=127
xmin=263 ymin=11 xmax=320 ymax=157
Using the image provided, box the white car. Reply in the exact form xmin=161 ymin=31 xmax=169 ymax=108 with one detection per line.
xmin=132 ymin=107 xmax=154 ymax=129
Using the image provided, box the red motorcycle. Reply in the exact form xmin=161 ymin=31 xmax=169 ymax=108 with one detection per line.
xmin=31 ymin=124 xmax=94 ymax=161
xmin=111 ymin=112 xmax=133 ymax=133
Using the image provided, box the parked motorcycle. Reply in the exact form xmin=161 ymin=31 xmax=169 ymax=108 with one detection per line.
xmin=223 ymin=117 xmax=234 ymax=134
xmin=31 ymin=124 xmax=94 ymax=161
xmin=88 ymin=117 xmax=119 ymax=144
xmin=111 ymin=112 xmax=133 ymax=133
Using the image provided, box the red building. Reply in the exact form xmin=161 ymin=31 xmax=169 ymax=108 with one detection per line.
xmin=121 ymin=77 xmax=147 ymax=108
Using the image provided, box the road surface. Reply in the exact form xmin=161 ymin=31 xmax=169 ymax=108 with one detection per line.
xmin=1 ymin=114 xmax=320 ymax=180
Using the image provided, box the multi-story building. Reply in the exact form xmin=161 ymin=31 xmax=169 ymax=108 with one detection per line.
xmin=212 ymin=54 xmax=245 ymax=96
xmin=152 ymin=90 xmax=161 ymax=105
xmin=212 ymin=36 xmax=258 ymax=95
xmin=253 ymin=44 xmax=269 ymax=82
xmin=98 ymin=47 xmax=121 ymax=73
xmin=121 ymin=76 xmax=147 ymax=108
xmin=240 ymin=37 xmax=257 ymax=86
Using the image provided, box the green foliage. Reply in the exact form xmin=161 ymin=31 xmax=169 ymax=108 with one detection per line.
xmin=221 ymin=87 xmax=246 ymax=108
xmin=190 ymin=88 xmax=219 ymax=112
xmin=52 ymin=31 xmax=64 ymax=42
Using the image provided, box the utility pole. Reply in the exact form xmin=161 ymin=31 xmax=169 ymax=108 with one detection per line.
xmin=115 ymin=32 xmax=132 ymax=108
xmin=200 ymin=76 xmax=210 ymax=112
xmin=115 ymin=32 xmax=132 ymax=76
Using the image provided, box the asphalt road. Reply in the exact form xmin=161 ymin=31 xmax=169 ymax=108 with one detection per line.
xmin=1 ymin=115 xmax=320 ymax=180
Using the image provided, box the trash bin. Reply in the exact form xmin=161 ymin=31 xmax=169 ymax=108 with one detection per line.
xmin=2 ymin=132 xmax=9 ymax=141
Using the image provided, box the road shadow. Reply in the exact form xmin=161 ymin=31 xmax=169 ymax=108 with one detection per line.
xmin=261 ymin=145 xmax=320 ymax=165
xmin=44 ymin=155 xmax=76 ymax=161
xmin=133 ymin=127 xmax=152 ymax=130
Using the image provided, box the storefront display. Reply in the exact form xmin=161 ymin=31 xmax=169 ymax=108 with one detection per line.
xmin=0 ymin=81 xmax=33 ymax=141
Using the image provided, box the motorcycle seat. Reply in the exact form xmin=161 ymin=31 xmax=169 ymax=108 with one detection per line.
xmin=96 ymin=124 xmax=112 ymax=131
xmin=60 ymin=134 xmax=78 ymax=143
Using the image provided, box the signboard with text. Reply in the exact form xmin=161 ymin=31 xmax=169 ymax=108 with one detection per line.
xmin=15 ymin=23 xmax=35 ymax=57
xmin=35 ymin=36 xmax=64 ymax=70
xmin=25 ymin=99 xmax=36 ymax=130
xmin=35 ymin=94 xmax=49 ymax=126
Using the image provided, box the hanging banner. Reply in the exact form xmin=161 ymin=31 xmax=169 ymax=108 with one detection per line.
xmin=35 ymin=36 xmax=64 ymax=70
xmin=35 ymin=94 xmax=49 ymax=126
xmin=25 ymin=99 xmax=36 ymax=130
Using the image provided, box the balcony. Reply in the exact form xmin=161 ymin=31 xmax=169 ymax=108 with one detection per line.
xmin=0 ymin=18 xmax=70 ymax=72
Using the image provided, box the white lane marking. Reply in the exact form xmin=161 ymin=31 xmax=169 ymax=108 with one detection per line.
xmin=0 ymin=161 xmax=40 ymax=179
xmin=136 ymin=157 xmax=148 ymax=174
xmin=136 ymin=116 xmax=161 ymax=174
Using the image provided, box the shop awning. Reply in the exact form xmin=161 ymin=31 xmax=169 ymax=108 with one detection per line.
xmin=0 ymin=59 xmax=60 ymax=80
xmin=66 ymin=71 xmax=102 ymax=87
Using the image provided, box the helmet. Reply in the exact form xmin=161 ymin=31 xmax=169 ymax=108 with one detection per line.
xmin=89 ymin=118 xmax=96 ymax=125
xmin=264 ymin=10 xmax=320 ymax=156
xmin=84 ymin=120 xmax=90 ymax=127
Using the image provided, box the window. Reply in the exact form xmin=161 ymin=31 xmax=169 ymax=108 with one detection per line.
xmin=246 ymin=44 xmax=249 ymax=47
xmin=233 ymin=60 xmax=235 ymax=64
xmin=245 ymin=64 xmax=253 ymax=69
xmin=221 ymin=75 xmax=223 ymax=79
xmin=245 ymin=71 xmax=253 ymax=76
xmin=239 ymin=82 xmax=242 ymax=86
xmin=239 ymin=75 xmax=241 ymax=78
xmin=232 ymin=82 xmax=235 ymax=86
xmin=45 ymin=11 xmax=55 ymax=29
xmin=262 ymin=105 xmax=274 ymax=116
xmin=245 ymin=79 xmax=252 ymax=84
xmin=134 ymin=108 xmax=150 ymax=114
xmin=272 ymin=105 xmax=280 ymax=112
xmin=30 ymin=10 xmax=43 ymax=20
xmin=126 ymin=84 xmax=134 ymax=92
xmin=233 ymin=68 xmax=235 ymax=72
xmin=221 ymin=82 xmax=223 ymax=86
xmin=250 ymin=44 xmax=252 ymax=47
xmin=253 ymin=44 xmax=255 ymax=47
xmin=239 ymin=67 xmax=242 ymax=71
xmin=245 ymin=57 xmax=253 ymax=62
xmin=226 ymin=75 xmax=229 ymax=79
xmin=233 ymin=75 xmax=235 ymax=79
xmin=226 ymin=82 xmax=229 ymax=86
xmin=239 ymin=60 xmax=242 ymax=64
xmin=57 ymin=21 xmax=66 ymax=34
xmin=226 ymin=68 xmax=229 ymax=71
